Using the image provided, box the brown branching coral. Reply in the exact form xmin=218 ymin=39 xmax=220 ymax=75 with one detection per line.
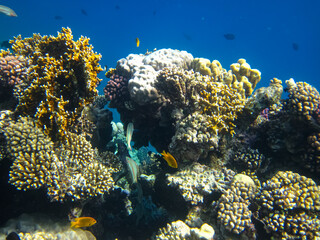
xmin=8 ymin=27 xmax=102 ymax=141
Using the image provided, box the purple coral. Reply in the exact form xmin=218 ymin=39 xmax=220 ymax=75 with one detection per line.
xmin=104 ymin=74 xmax=129 ymax=104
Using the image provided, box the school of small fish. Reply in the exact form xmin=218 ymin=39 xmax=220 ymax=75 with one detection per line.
xmin=0 ymin=5 xmax=17 ymax=17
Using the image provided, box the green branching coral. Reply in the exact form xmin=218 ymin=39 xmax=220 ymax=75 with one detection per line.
xmin=8 ymin=27 xmax=102 ymax=141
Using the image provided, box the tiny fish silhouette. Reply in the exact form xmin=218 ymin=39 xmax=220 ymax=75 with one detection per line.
xmin=224 ymin=33 xmax=235 ymax=40
xmin=71 ymin=217 xmax=97 ymax=228
xmin=292 ymin=43 xmax=299 ymax=51
xmin=136 ymin=38 xmax=140 ymax=47
xmin=81 ymin=9 xmax=88 ymax=16
xmin=0 ymin=5 xmax=17 ymax=17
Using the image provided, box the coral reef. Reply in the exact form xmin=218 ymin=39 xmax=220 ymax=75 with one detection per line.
xmin=8 ymin=27 xmax=102 ymax=141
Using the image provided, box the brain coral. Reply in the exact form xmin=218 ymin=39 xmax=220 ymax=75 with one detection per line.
xmin=8 ymin=27 xmax=102 ymax=141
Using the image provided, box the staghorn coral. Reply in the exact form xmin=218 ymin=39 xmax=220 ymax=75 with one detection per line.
xmin=2 ymin=116 xmax=115 ymax=202
xmin=9 ymin=27 xmax=102 ymax=141
xmin=217 ymin=174 xmax=257 ymax=235
xmin=166 ymin=163 xmax=235 ymax=205
xmin=259 ymin=171 xmax=320 ymax=239
xmin=285 ymin=78 xmax=320 ymax=121
xmin=154 ymin=220 xmax=215 ymax=240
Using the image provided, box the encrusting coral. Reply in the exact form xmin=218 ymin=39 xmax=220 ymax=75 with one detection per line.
xmin=5 ymin=27 xmax=102 ymax=141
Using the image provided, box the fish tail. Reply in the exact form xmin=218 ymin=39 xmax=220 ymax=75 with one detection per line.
xmin=70 ymin=221 xmax=78 ymax=228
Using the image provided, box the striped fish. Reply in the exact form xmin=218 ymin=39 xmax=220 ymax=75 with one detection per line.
xmin=125 ymin=156 xmax=139 ymax=184
xmin=0 ymin=5 xmax=17 ymax=17
xmin=126 ymin=122 xmax=134 ymax=151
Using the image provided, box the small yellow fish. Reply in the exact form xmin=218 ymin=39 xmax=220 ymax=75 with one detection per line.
xmin=136 ymin=37 xmax=140 ymax=47
xmin=0 ymin=5 xmax=17 ymax=17
xmin=161 ymin=151 xmax=178 ymax=168
xmin=70 ymin=217 xmax=97 ymax=228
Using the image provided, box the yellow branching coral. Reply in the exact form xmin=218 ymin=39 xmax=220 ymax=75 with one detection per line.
xmin=10 ymin=27 xmax=102 ymax=141
xmin=198 ymin=81 xmax=246 ymax=135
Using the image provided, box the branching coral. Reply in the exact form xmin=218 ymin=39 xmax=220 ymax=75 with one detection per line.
xmin=198 ymin=81 xmax=247 ymax=136
xmin=8 ymin=27 xmax=102 ymax=141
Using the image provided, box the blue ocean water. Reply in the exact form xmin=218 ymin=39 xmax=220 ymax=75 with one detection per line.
xmin=1 ymin=0 xmax=319 ymax=93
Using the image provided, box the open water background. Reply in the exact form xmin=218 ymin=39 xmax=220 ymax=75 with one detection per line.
xmin=1 ymin=0 xmax=319 ymax=100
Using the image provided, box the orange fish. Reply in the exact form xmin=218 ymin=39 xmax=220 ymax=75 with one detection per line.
xmin=70 ymin=217 xmax=97 ymax=228
xmin=161 ymin=151 xmax=178 ymax=168
xmin=0 ymin=5 xmax=17 ymax=17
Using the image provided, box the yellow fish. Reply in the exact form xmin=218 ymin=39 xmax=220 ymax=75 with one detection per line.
xmin=136 ymin=37 xmax=140 ymax=47
xmin=70 ymin=217 xmax=97 ymax=228
xmin=161 ymin=151 xmax=178 ymax=168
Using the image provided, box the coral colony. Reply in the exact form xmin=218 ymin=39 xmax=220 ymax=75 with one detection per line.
xmin=1 ymin=28 xmax=320 ymax=240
